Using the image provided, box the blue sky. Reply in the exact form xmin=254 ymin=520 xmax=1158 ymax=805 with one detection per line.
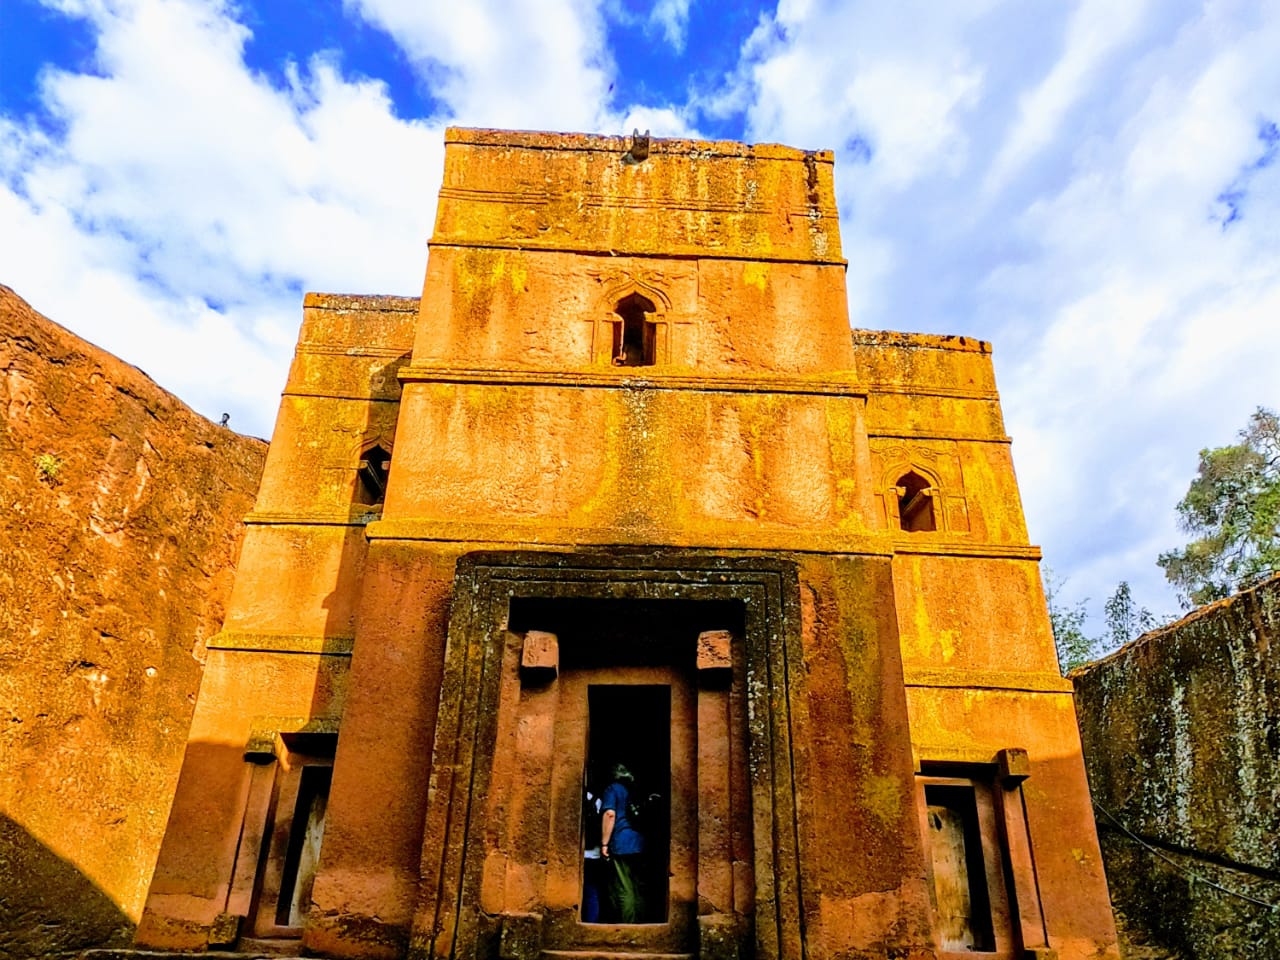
xmin=3 ymin=0 xmax=1280 ymax=636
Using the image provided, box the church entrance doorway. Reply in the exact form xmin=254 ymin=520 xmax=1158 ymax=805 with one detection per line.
xmin=518 ymin=598 xmax=711 ymax=957
xmin=410 ymin=553 xmax=806 ymax=960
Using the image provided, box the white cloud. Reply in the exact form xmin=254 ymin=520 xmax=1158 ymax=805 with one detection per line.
xmin=728 ymin=2 xmax=989 ymax=185
xmin=649 ymin=0 xmax=693 ymax=52
xmin=2 ymin=0 xmax=444 ymax=435
xmin=994 ymin=8 xmax=1280 ymax=623
xmin=618 ymin=104 xmax=698 ymax=138
xmin=2 ymin=0 xmax=703 ymax=442
xmin=6 ymin=0 xmax=1280 ymax=634
xmin=984 ymin=0 xmax=1151 ymax=194
xmin=704 ymin=0 xmax=1280 ymax=626
xmin=341 ymin=0 xmax=617 ymax=133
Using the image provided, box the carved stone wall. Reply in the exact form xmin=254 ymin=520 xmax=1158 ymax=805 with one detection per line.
xmin=134 ymin=129 xmax=1119 ymax=960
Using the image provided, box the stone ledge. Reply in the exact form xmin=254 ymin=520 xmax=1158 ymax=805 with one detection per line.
xmin=904 ymin=667 xmax=1074 ymax=694
xmin=397 ymin=364 xmax=868 ymax=397
xmin=891 ymin=539 xmax=1041 ymax=560
xmin=364 ymin=517 xmax=893 ymax=556
xmin=206 ymin=632 xmax=355 ymax=657
xmin=852 ymin=328 xmax=993 ymax=354
xmin=445 ymin=125 xmax=833 ymax=163
xmin=302 ymin=292 xmax=419 ymax=313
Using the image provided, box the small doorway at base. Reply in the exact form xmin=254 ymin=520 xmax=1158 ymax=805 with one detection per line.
xmin=582 ymin=685 xmax=671 ymax=925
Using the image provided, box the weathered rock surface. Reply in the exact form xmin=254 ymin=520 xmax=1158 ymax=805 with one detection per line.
xmin=0 ymin=286 xmax=267 ymax=959
xmin=1073 ymin=574 xmax=1280 ymax=960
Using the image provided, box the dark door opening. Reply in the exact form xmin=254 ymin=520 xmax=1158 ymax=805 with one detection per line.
xmin=275 ymin=764 xmax=332 ymax=927
xmin=583 ymin=685 xmax=671 ymax=925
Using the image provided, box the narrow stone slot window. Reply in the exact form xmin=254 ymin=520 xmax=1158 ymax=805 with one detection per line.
xmin=275 ymin=764 xmax=332 ymax=928
xmin=356 ymin=445 xmax=391 ymax=505
xmin=897 ymin=470 xmax=936 ymax=532
xmin=612 ymin=293 xmax=657 ymax=366
xmin=923 ymin=783 xmax=995 ymax=952
xmin=249 ymin=734 xmax=337 ymax=939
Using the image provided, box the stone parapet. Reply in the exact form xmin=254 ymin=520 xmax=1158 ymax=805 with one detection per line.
xmin=433 ymin=128 xmax=843 ymax=264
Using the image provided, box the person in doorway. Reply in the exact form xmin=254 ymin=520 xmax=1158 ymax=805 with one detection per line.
xmin=600 ymin=763 xmax=646 ymax=923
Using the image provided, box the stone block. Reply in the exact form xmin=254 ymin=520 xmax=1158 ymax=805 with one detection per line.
xmin=206 ymin=911 xmax=241 ymax=948
xmin=696 ymin=629 xmax=733 ymax=679
xmin=521 ymin=630 xmax=559 ymax=684
xmin=997 ymin=747 xmax=1030 ymax=787
xmin=498 ymin=911 xmax=543 ymax=960
xmin=698 ymin=912 xmax=742 ymax=960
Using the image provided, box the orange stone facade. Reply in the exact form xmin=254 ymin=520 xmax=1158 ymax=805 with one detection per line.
xmin=137 ymin=129 xmax=1120 ymax=960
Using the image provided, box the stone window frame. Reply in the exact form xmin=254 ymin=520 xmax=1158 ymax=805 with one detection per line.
xmin=355 ymin=441 xmax=393 ymax=507
xmin=914 ymin=749 xmax=1055 ymax=960
xmin=592 ymin=278 xmax=672 ymax=367
xmin=407 ymin=550 xmax=808 ymax=960
xmin=211 ymin=717 xmax=340 ymax=947
xmin=882 ymin=460 xmax=947 ymax=534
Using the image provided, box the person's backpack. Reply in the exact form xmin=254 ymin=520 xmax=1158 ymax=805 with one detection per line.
xmin=627 ymin=791 xmax=661 ymax=835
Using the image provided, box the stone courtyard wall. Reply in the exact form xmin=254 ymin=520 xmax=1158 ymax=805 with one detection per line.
xmin=1072 ymin=574 xmax=1280 ymax=960
xmin=0 ymin=286 xmax=266 ymax=958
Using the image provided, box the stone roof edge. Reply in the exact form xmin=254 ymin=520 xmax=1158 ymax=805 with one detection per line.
xmin=303 ymin=292 xmax=420 ymax=312
xmin=445 ymin=126 xmax=834 ymax=163
xmin=1068 ymin=570 xmax=1280 ymax=679
xmin=851 ymin=329 xmax=993 ymax=355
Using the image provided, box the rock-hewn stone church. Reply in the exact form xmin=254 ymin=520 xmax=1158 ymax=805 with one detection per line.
xmin=137 ymin=129 xmax=1119 ymax=960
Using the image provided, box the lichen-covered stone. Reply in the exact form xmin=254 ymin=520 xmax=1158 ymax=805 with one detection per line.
xmin=1072 ymin=574 xmax=1280 ymax=959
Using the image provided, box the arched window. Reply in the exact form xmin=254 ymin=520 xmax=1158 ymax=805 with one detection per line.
xmin=612 ymin=293 xmax=657 ymax=367
xmin=896 ymin=470 xmax=936 ymax=532
xmin=355 ymin=444 xmax=391 ymax=505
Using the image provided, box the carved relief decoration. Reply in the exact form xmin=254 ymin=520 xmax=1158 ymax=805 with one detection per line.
xmin=871 ymin=442 xmax=969 ymax=535
xmin=588 ymin=271 xmax=674 ymax=365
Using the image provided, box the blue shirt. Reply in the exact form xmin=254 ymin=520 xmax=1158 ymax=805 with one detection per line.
xmin=601 ymin=781 xmax=644 ymax=855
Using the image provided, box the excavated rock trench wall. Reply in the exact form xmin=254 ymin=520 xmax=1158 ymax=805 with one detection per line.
xmin=0 ymin=286 xmax=266 ymax=959
xmin=1072 ymin=575 xmax=1280 ymax=960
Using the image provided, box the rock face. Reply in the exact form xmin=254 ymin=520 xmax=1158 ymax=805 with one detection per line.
xmin=1072 ymin=574 xmax=1280 ymax=960
xmin=0 ymin=286 xmax=267 ymax=959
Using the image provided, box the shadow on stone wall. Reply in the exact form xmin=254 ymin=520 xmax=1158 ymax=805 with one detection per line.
xmin=0 ymin=814 xmax=133 ymax=960
xmin=1072 ymin=574 xmax=1280 ymax=959
xmin=0 ymin=285 xmax=267 ymax=955
xmin=1095 ymin=827 xmax=1278 ymax=960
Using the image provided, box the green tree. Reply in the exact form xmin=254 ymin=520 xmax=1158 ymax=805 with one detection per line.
xmin=1043 ymin=567 xmax=1095 ymax=673
xmin=1158 ymin=407 xmax=1280 ymax=606
xmin=1101 ymin=580 xmax=1155 ymax=648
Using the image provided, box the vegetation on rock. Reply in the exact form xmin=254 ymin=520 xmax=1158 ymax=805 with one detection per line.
xmin=1043 ymin=567 xmax=1095 ymax=672
xmin=1046 ymin=574 xmax=1159 ymax=674
xmin=35 ymin=452 xmax=63 ymax=481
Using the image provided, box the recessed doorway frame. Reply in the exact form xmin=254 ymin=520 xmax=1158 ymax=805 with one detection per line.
xmin=408 ymin=551 xmax=807 ymax=960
